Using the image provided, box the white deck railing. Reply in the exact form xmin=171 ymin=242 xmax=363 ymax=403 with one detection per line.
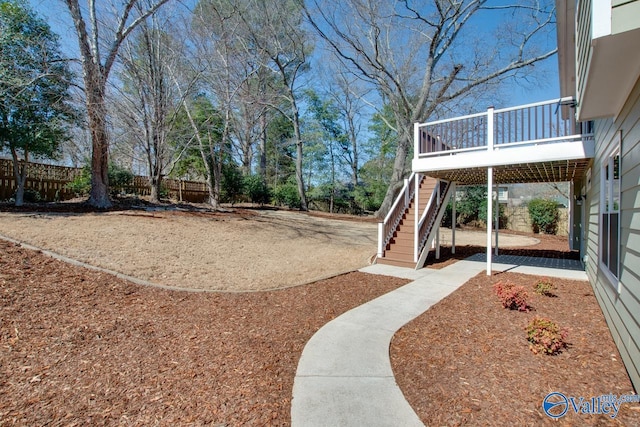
xmin=415 ymin=97 xmax=592 ymax=158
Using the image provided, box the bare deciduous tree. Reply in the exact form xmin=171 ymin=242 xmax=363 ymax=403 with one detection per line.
xmin=236 ymin=0 xmax=313 ymax=210
xmin=302 ymin=0 xmax=556 ymax=217
xmin=63 ymin=0 xmax=169 ymax=208
xmin=114 ymin=7 xmax=183 ymax=202
xmin=327 ymin=69 xmax=370 ymax=186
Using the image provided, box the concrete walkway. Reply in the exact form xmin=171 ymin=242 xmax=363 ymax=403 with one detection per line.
xmin=290 ymin=256 xmax=587 ymax=426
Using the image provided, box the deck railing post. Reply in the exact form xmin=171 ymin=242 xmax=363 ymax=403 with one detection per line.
xmin=487 ymin=106 xmax=495 ymax=151
xmin=414 ymin=122 xmax=420 ymax=160
xmin=377 ymin=222 xmax=384 ymax=258
xmin=404 ymin=178 xmax=409 ymax=206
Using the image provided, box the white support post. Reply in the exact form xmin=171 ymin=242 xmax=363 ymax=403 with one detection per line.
xmin=451 ymin=183 xmax=456 ymax=254
xmin=435 ymin=181 xmax=441 ymax=259
xmin=569 ymin=181 xmax=574 ymax=249
xmin=495 ymin=183 xmax=499 ymax=256
xmin=486 ymin=107 xmax=495 ymax=276
xmin=414 ymin=173 xmax=420 ymax=262
xmin=487 ymin=167 xmax=493 ymax=275
xmin=377 ymin=222 xmax=384 ymax=258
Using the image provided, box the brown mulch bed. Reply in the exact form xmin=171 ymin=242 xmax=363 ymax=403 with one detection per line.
xmin=390 ymin=271 xmax=640 ymax=426
xmin=0 ymin=240 xmax=409 ymax=425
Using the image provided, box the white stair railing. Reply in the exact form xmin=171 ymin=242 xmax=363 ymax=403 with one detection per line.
xmin=415 ymin=181 xmax=454 ymax=269
xmin=377 ymin=172 xmax=416 ymax=258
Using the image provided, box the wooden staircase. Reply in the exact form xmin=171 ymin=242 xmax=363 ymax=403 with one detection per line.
xmin=377 ymin=177 xmax=438 ymax=268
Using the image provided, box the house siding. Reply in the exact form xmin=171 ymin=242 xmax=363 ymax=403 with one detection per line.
xmin=585 ymin=76 xmax=640 ymax=392
xmin=612 ymin=0 xmax=640 ymax=35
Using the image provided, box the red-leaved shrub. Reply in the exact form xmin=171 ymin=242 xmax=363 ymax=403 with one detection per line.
xmin=493 ymin=280 xmax=530 ymax=311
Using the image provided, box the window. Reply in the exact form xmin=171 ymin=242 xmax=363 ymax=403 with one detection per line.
xmin=600 ymin=140 xmax=620 ymax=283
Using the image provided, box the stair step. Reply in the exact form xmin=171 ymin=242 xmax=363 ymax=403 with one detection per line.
xmin=377 ymin=256 xmax=415 ymax=268
xmin=389 ymin=237 xmax=413 ymax=246
xmin=385 ymin=245 xmax=414 ymax=256
xmin=376 ymin=258 xmax=416 ymax=268
xmin=387 ymin=237 xmax=414 ymax=247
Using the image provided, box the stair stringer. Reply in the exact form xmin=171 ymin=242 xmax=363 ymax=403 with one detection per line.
xmin=415 ymin=183 xmax=454 ymax=269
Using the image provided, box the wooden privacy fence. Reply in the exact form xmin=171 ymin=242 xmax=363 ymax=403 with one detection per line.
xmin=0 ymin=158 xmax=82 ymax=201
xmin=0 ymin=158 xmax=209 ymax=203
xmin=124 ymin=175 xmax=209 ymax=203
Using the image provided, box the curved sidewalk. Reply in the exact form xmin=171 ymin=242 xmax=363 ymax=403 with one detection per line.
xmin=291 ymin=256 xmax=587 ymax=426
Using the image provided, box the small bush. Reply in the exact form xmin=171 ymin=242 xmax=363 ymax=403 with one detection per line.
xmin=65 ymin=164 xmax=134 ymax=197
xmin=66 ymin=166 xmax=91 ymax=197
xmin=272 ymin=182 xmax=301 ymax=209
xmin=493 ymin=280 xmax=530 ymax=312
xmin=479 ymin=199 xmax=507 ymax=228
xmin=221 ymin=164 xmax=245 ymax=205
xmin=352 ymin=182 xmax=386 ymax=213
xmin=244 ymin=175 xmax=271 ymax=205
xmin=525 ymin=317 xmax=569 ymax=355
xmin=18 ymin=188 xmax=42 ymax=203
xmin=533 ymin=279 xmax=556 ymax=297
xmin=108 ymin=163 xmax=134 ymax=196
xmin=528 ymin=198 xmax=559 ymax=234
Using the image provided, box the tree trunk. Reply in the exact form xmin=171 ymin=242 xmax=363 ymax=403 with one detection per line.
xmin=259 ymin=111 xmax=267 ymax=178
xmin=212 ymin=159 xmax=222 ymax=209
xmin=86 ymin=85 xmax=112 ymax=208
xmin=291 ymin=107 xmax=308 ymax=211
xmin=10 ymin=148 xmax=28 ymax=207
xmin=148 ymin=150 xmax=163 ymax=203
xmin=350 ymin=133 xmax=358 ymax=186
xmin=374 ymin=125 xmax=411 ymax=218
xmin=207 ymin=169 xmax=218 ymax=208
xmin=149 ymin=174 xmax=162 ymax=202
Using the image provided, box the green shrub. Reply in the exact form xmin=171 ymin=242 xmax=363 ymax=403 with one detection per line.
xmin=352 ymin=182 xmax=386 ymax=213
xmin=65 ymin=164 xmax=134 ymax=197
xmin=478 ymin=199 xmax=507 ymax=228
xmin=108 ymin=163 xmax=134 ymax=196
xmin=441 ymin=202 xmax=453 ymax=228
xmin=528 ymin=198 xmax=559 ymax=234
xmin=525 ymin=317 xmax=569 ymax=355
xmin=244 ymin=175 xmax=271 ymax=205
xmin=533 ymin=279 xmax=556 ymax=297
xmin=221 ymin=163 xmax=244 ymax=205
xmin=272 ymin=181 xmax=301 ymax=209
xmin=456 ymin=185 xmax=485 ymax=224
xmin=65 ymin=166 xmax=91 ymax=197
xmin=442 ymin=191 xmax=506 ymax=228
xmin=12 ymin=188 xmax=42 ymax=203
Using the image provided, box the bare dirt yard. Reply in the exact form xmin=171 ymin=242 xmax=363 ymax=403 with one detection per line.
xmin=0 ymin=207 xmax=379 ymax=291
xmin=0 ymin=204 xmax=537 ymax=291
xmin=1 ymin=201 xmax=638 ymax=425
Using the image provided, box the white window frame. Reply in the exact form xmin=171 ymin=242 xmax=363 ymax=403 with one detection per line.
xmin=599 ymin=132 xmax=621 ymax=291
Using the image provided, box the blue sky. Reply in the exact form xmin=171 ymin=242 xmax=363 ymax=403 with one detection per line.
xmin=27 ymin=0 xmax=561 ymax=109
